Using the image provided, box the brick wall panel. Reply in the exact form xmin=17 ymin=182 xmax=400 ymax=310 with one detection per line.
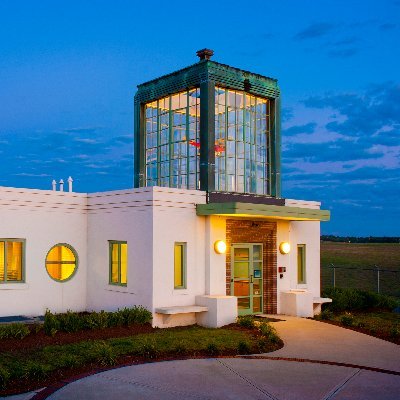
xmin=226 ymin=219 xmax=277 ymax=314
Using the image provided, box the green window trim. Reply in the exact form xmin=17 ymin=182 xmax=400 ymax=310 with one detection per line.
xmin=45 ymin=243 xmax=79 ymax=283
xmin=0 ymin=239 xmax=25 ymax=283
xmin=109 ymin=241 xmax=128 ymax=286
xmin=144 ymin=89 xmax=201 ymax=190
xmin=174 ymin=242 xmax=187 ymax=289
xmin=297 ymin=244 xmax=306 ymax=284
xmin=214 ymin=87 xmax=272 ymax=195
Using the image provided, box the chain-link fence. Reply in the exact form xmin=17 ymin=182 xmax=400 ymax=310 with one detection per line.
xmin=321 ymin=264 xmax=400 ymax=298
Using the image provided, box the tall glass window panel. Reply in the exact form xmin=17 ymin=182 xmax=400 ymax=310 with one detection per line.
xmin=174 ymin=242 xmax=186 ymax=289
xmin=0 ymin=240 xmax=24 ymax=283
xmin=109 ymin=241 xmax=128 ymax=286
xmin=145 ymin=89 xmax=200 ymax=189
xmin=214 ymin=87 xmax=271 ymax=195
xmin=297 ymin=244 xmax=306 ymax=284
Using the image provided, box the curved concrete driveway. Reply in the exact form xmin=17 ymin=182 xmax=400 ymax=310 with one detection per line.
xmin=263 ymin=315 xmax=400 ymax=372
xmin=4 ymin=316 xmax=400 ymax=400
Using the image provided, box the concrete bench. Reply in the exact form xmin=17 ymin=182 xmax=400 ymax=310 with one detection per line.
xmin=313 ymin=297 xmax=332 ymax=315
xmin=155 ymin=305 xmax=208 ymax=315
xmin=313 ymin=297 xmax=332 ymax=304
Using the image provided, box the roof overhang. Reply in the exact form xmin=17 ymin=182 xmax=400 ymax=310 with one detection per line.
xmin=196 ymin=202 xmax=330 ymax=221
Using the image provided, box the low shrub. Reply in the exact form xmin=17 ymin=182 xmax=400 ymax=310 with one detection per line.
xmin=58 ymin=354 xmax=82 ymax=369
xmin=107 ymin=310 xmax=125 ymax=328
xmin=340 ymin=312 xmax=355 ymax=327
xmin=84 ymin=311 xmax=109 ymax=330
xmin=58 ymin=310 xmax=84 ymax=333
xmin=322 ymin=287 xmax=399 ymax=313
xmin=119 ymin=307 xmax=152 ymax=326
xmin=24 ymin=362 xmax=49 ymax=382
xmin=43 ymin=306 xmax=152 ymax=336
xmin=257 ymin=338 xmax=268 ymax=352
xmin=318 ymin=309 xmax=334 ymax=320
xmin=258 ymin=322 xmax=279 ymax=343
xmin=92 ymin=341 xmax=117 ymax=366
xmin=0 ymin=366 xmax=10 ymax=389
xmin=173 ymin=343 xmax=187 ymax=355
xmin=206 ymin=343 xmax=220 ymax=356
xmin=43 ymin=310 xmax=60 ymax=336
xmin=390 ymin=325 xmax=400 ymax=338
xmin=136 ymin=341 xmax=159 ymax=359
xmin=237 ymin=340 xmax=251 ymax=354
xmin=33 ymin=323 xmax=43 ymax=334
xmin=237 ymin=315 xmax=255 ymax=329
xmin=0 ymin=323 xmax=30 ymax=339
xmin=356 ymin=321 xmax=366 ymax=328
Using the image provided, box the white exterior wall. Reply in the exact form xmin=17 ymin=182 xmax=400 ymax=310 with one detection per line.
xmin=277 ymin=199 xmax=322 ymax=316
xmin=0 ymin=187 xmax=87 ymax=316
xmin=151 ymin=188 xmax=207 ymax=327
xmin=86 ymin=188 xmax=155 ymax=313
xmin=0 ymin=185 xmax=325 ymax=323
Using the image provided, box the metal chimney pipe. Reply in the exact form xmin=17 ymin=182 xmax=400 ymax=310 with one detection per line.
xmin=196 ymin=48 xmax=214 ymax=61
xmin=68 ymin=176 xmax=73 ymax=193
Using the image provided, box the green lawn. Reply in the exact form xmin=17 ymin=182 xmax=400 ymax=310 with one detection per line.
xmin=0 ymin=324 xmax=279 ymax=395
xmin=321 ymin=242 xmax=400 ymax=269
xmin=321 ymin=242 xmax=400 ymax=297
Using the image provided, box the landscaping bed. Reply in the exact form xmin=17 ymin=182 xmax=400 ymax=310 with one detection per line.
xmin=315 ymin=287 xmax=400 ymax=344
xmin=0 ymin=311 xmax=283 ymax=396
xmin=318 ymin=311 xmax=400 ymax=345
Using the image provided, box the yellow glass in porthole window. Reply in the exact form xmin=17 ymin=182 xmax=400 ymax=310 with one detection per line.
xmin=46 ymin=245 xmax=77 ymax=281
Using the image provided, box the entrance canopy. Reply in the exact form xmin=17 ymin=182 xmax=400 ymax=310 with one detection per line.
xmin=196 ymin=202 xmax=330 ymax=221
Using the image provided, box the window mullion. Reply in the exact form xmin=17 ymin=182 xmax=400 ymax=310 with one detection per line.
xmin=156 ymin=100 xmax=160 ymax=186
xmin=3 ymin=241 xmax=7 ymax=282
xmin=186 ymin=90 xmax=190 ymax=188
xmin=118 ymin=244 xmax=121 ymax=285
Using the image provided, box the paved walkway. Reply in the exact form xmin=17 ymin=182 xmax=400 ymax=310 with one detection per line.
xmin=262 ymin=315 xmax=400 ymax=372
xmin=3 ymin=316 xmax=400 ymax=400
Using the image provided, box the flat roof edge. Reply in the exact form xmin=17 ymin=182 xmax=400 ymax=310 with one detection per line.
xmin=196 ymin=202 xmax=330 ymax=222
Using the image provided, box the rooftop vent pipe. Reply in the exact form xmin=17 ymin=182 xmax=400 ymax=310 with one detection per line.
xmin=196 ymin=48 xmax=214 ymax=60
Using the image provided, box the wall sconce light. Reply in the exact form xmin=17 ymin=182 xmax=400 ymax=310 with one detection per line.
xmin=214 ymin=240 xmax=227 ymax=254
xmin=279 ymin=242 xmax=290 ymax=254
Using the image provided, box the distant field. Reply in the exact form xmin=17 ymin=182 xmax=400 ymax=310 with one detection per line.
xmin=321 ymin=242 xmax=400 ymax=269
xmin=321 ymin=242 xmax=400 ymax=297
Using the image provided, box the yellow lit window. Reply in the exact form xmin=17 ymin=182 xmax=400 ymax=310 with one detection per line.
xmin=297 ymin=244 xmax=306 ymax=284
xmin=174 ymin=243 xmax=186 ymax=289
xmin=0 ymin=240 xmax=24 ymax=283
xmin=109 ymin=241 xmax=127 ymax=286
xmin=45 ymin=244 xmax=78 ymax=282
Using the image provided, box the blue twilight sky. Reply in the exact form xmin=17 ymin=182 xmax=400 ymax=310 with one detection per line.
xmin=0 ymin=0 xmax=399 ymax=236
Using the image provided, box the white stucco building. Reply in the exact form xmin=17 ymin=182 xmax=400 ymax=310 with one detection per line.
xmin=0 ymin=50 xmax=330 ymax=327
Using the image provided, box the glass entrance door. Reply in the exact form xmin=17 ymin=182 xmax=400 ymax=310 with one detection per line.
xmin=231 ymin=244 xmax=263 ymax=315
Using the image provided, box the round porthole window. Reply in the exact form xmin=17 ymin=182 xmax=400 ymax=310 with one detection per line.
xmin=45 ymin=244 xmax=78 ymax=282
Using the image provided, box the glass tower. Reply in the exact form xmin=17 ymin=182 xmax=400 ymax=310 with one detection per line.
xmin=134 ymin=49 xmax=281 ymax=198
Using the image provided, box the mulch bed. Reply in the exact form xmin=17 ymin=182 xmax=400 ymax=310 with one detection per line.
xmin=0 ymin=323 xmax=155 ymax=353
xmin=317 ymin=319 xmax=400 ymax=345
